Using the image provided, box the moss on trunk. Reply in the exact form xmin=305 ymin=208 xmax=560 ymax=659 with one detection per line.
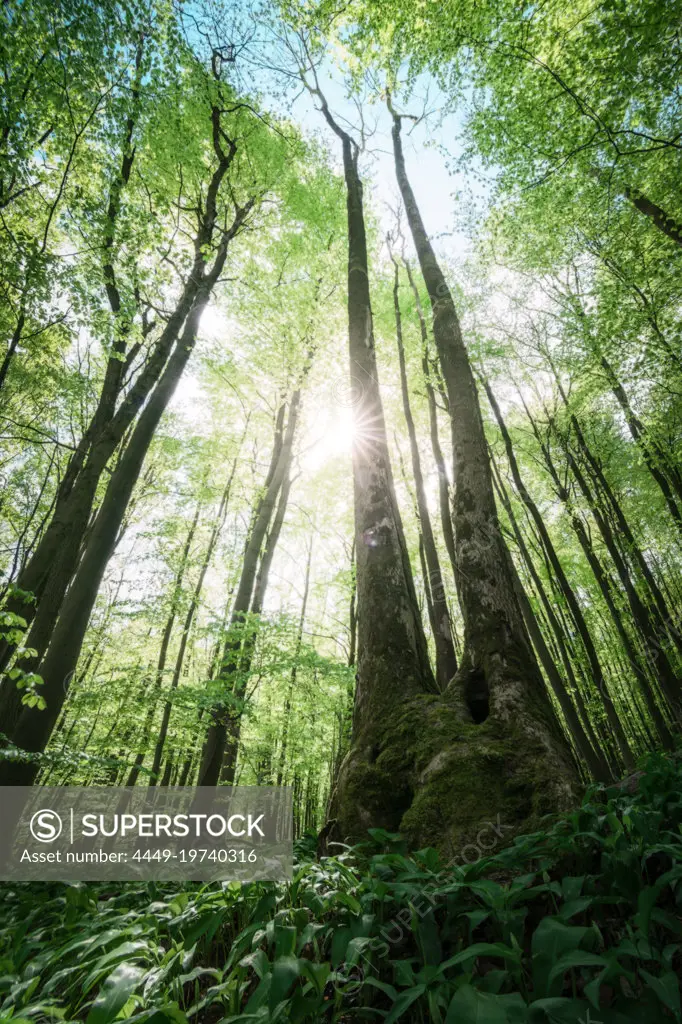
xmin=329 ymin=681 xmax=577 ymax=857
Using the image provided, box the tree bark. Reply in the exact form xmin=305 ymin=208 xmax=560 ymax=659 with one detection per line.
xmin=489 ymin=453 xmax=607 ymax=763
xmin=403 ymin=258 xmax=458 ymax=590
xmin=0 ymin=46 xmax=150 ymax=676
xmin=275 ymin=537 xmax=313 ymax=787
xmin=556 ymin=420 xmax=681 ymax=721
xmin=218 ymin=464 xmax=293 ymax=786
xmin=490 ymin=459 xmax=611 ymax=780
xmin=601 ymin=356 xmax=682 ymax=534
xmin=357 ymin=102 xmax=579 ymax=852
xmin=522 ymin=408 xmax=639 ymax=768
xmin=305 ymin=81 xmax=437 ymax=846
xmin=392 ymin=257 xmax=458 ymax=689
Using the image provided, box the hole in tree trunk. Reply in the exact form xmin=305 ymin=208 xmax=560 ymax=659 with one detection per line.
xmin=464 ymin=669 xmax=490 ymax=724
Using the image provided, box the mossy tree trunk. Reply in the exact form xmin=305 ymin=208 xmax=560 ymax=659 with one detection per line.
xmin=304 ymin=77 xmax=437 ymax=843
xmin=379 ymin=103 xmax=578 ymax=853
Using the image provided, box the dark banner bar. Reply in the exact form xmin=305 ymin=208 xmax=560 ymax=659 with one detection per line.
xmin=0 ymin=786 xmax=292 ymax=881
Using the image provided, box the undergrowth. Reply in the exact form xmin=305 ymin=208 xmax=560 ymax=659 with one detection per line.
xmin=1 ymin=751 xmax=681 ymax=1023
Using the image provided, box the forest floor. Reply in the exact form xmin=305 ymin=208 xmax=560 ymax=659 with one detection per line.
xmin=0 ymin=751 xmax=681 ymax=1023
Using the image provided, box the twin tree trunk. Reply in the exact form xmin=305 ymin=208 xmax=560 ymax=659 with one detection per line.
xmin=321 ymin=80 xmax=577 ymax=855
xmin=310 ymin=85 xmax=437 ymax=842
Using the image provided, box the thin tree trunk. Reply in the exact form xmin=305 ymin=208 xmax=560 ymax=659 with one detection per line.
xmin=524 ymin=409 xmax=640 ymax=767
xmin=218 ymin=464 xmax=293 ymax=785
xmin=0 ymin=309 xmax=25 ymax=396
xmin=490 ymin=452 xmax=606 ymax=763
xmin=508 ymin=556 xmax=606 ymax=777
xmin=550 ymin=360 xmax=682 ymax=640
xmin=403 ymin=258 xmax=458 ymax=588
xmin=0 ymin=88 xmax=246 ymax=696
xmin=557 ymin=424 xmax=681 ymax=721
xmin=198 ymin=383 xmax=303 ymax=787
xmin=601 ymin=356 xmax=682 ymax=533
xmin=148 ymin=444 xmax=242 ymax=785
xmin=482 ymin=377 xmax=634 ymax=769
xmin=490 ymin=461 xmax=610 ymax=779
xmin=122 ymin=501 xmax=201 ymax=787
xmin=392 ymin=256 xmax=457 ymax=688
xmin=0 ymin=270 xmax=233 ymax=784
xmin=275 ymin=537 xmax=313 ymax=787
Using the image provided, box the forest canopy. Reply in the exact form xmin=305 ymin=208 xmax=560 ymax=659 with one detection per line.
xmin=0 ymin=0 xmax=681 ymax=1020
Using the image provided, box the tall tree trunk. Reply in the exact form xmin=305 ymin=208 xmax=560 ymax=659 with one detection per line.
xmin=139 ymin=501 xmax=201 ymax=784
xmin=490 ymin=460 xmax=611 ymax=779
xmin=218 ymin=463 xmax=293 ymax=785
xmin=392 ymin=256 xmax=458 ymax=688
xmin=0 ymin=138 xmax=250 ymax=734
xmin=0 ymin=46 xmax=151 ymax=676
xmin=403 ymin=258 xmax=458 ymax=589
xmin=304 ymin=79 xmax=436 ymax=846
xmin=555 ymin=422 xmax=681 ymax=721
xmin=601 ymin=356 xmax=682 ymax=533
xmin=508 ymin=555 xmax=606 ymax=777
xmin=371 ymin=101 xmax=578 ymax=851
xmin=523 ymin=410 xmax=641 ymax=766
xmin=489 ymin=452 xmax=606 ymax=765
xmin=549 ymin=358 xmax=681 ymax=640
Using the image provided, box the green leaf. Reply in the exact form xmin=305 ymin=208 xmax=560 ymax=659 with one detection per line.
xmin=439 ymin=942 xmax=521 ymax=975
xmin=444 ymin=984 xmax=512 ymax=1023
xmin=274 ymin=925 xmax=297 ymax=958
xmin=547 ymin=951 xmax=609 ymax=987
xmin=528 ymin=997 xmax=594 ymax=1022
xmin=635 ymin=887 xmax=659 ymax=936
xmin=385 ymin=984 xmax=426 ymax=1024
xmin=639 ymin=968 xmax=681 ymax=1019
xmin=85 ymin=963 xmax=145 ymax=1024
xmin=299 ymin=960 xmax=330 ymax=996
xmin=268 ymin=955 xmax=300 ymax=1011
